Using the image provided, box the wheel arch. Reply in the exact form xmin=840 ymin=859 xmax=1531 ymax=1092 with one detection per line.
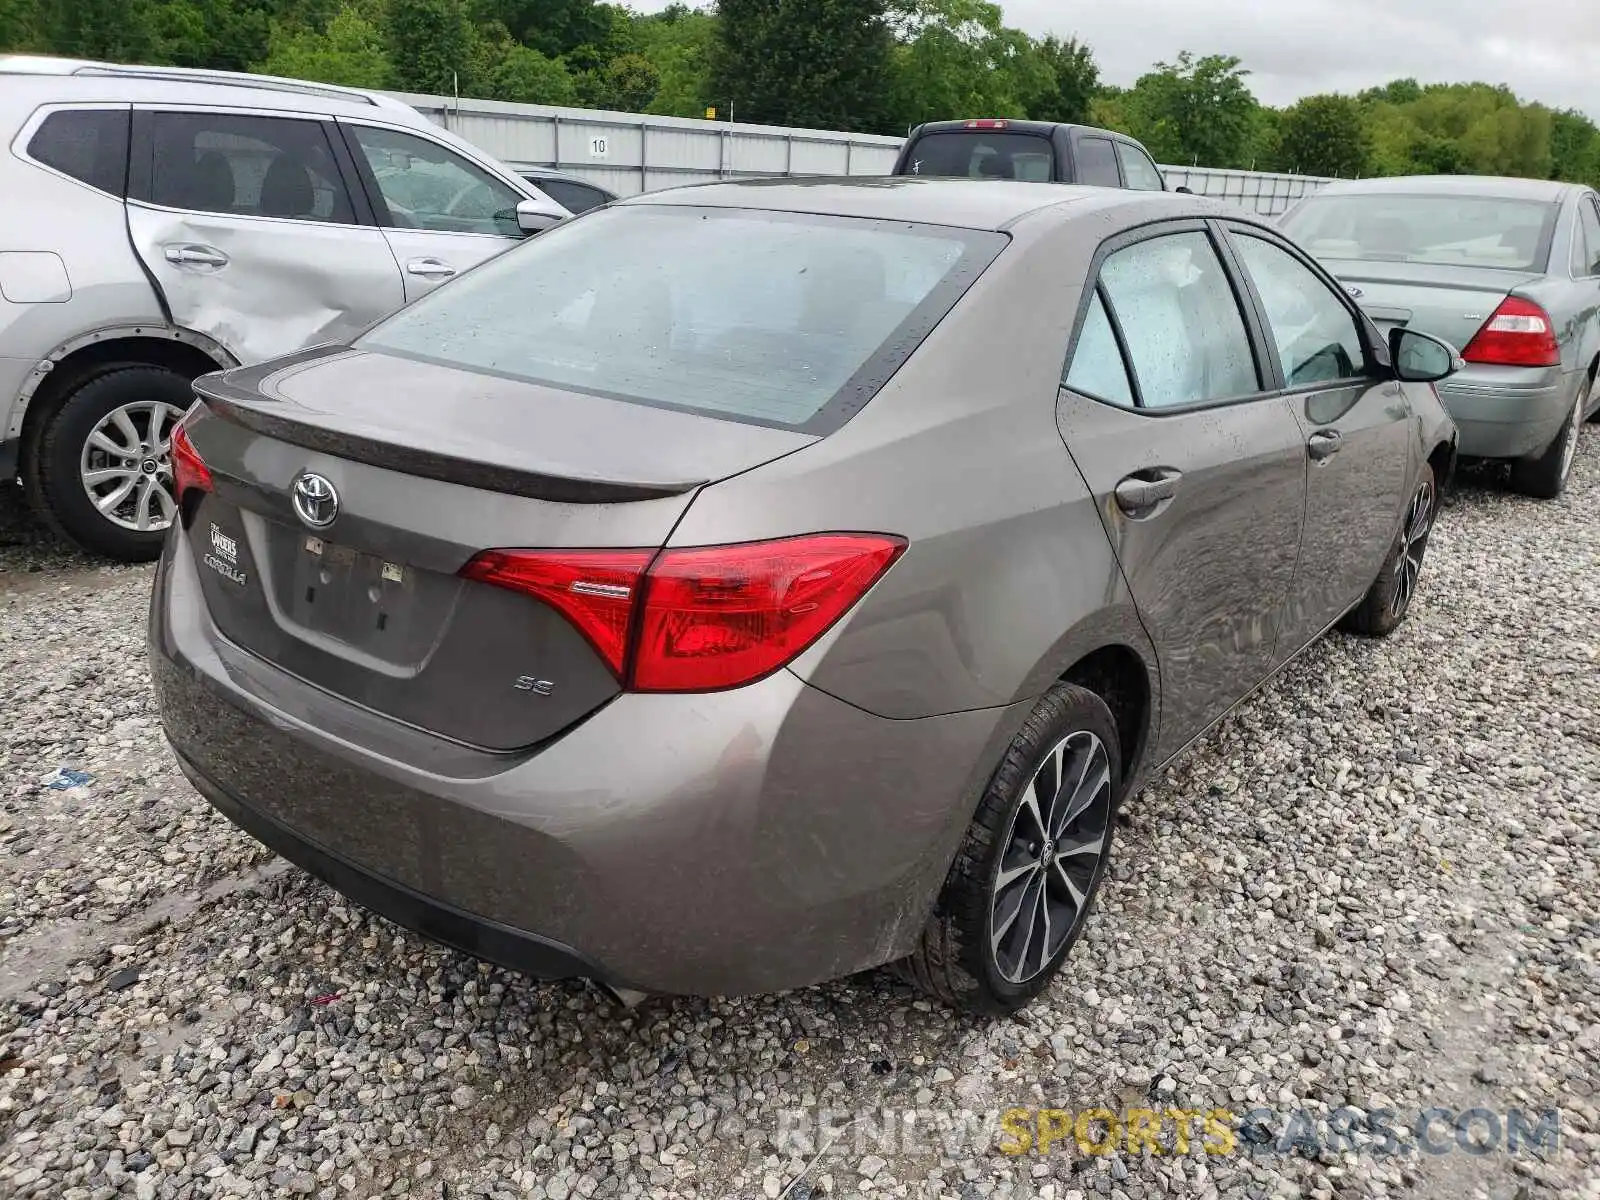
xmin=10 ymin=325 xmax=235 ymax=447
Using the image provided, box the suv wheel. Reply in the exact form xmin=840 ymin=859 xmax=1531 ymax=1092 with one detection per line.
xmin=27 ymin=365 xmax=193 ymax=561
xmin=895 ymin=683 xmax=1122 ymax=1016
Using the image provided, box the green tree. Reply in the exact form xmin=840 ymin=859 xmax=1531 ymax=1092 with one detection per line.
xmin=1024 ymin=34 xmax=1098 ymax=124
xmin=1276 ymin=94 xmax=1371 ymax=177
xmin=1121 ymin=51 xmax=1259 ymax=169
xmin=884 ymin=0 xmax=1042 ymax=130
xmin=580 ymin=51 xmax=659 ymax=112
xmin=386 ymin=0 xmax=474 ymax=94
xmin=714 ymin=0 xmax=893 ymax=131
xmin=256 ymin=4 xmax=392 ymax=89
xmin=1549 ymin=108 xmax=1600 ymax=187
xmin=634 ymin=4 xmax=716 ymax=117
xmin=0 ymin=0 xmax=44 ymax=51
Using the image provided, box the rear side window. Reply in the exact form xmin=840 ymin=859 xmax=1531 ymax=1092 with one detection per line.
xmin=904 ymin=132 xmax=1055 ymax=182
xmin=1575 ymin=196 xmax=1600 ymax=276
xmin=28 ymin=109 xmax=129 ymax=195
xmin=1075 ymin=138 xmax=1121 ymax=187
xmin=534 ymin=178 xmax=611 ymax=213
xmin=143 ymin=112 xmax=355 ymax=224
xmin=1115 ymin=143 xmax=1164 ymax=191
xmin=359 ymin=205 xmax=1005 ymax=432
xmin=1098 ymin=232 xmax=1260 ymax=408
xmin=1064 ymin=291 xmax=1134 ymax=404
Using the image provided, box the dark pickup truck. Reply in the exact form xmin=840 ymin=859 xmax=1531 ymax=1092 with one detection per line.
xmin=890 ymin=119 xmax=1182 ymax=192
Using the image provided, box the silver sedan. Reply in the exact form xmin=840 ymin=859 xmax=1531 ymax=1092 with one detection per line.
xmin=1282 ymin=175 xmax=1600 ymax=497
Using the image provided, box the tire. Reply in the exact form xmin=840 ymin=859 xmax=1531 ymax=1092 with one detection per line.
xmin=24 ymin=364 xmax=194 ymax=562
xmin=895 ymin=683 xmax=1122 ymax=1016
xmin=1510 ymin=374 xmax=1587 ymax=499
xmin=1340 ymin=463 xmax=1436 ymax=637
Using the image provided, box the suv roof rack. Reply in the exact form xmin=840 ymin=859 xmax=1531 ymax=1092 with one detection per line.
xmin=0 ymin=55 xmax=407 ymax=111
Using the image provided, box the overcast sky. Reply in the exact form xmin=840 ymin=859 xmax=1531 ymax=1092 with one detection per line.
xmin=633 ymin=0 xmax=1600 ymax=121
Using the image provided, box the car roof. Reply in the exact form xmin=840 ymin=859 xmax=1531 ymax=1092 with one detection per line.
xmin=618 ymin=176 xmax=1220 ymax=232
xmin=1309 ymin=175 xmax=1580 ymax=202
xmin=910 ymin=119 xmax=1131 ymax=140
xmin=0 ymin=54 xmax=416 ymax=118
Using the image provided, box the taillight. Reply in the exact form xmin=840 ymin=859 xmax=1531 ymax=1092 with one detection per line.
xmin=170 ymin=422 xmax=213 ymax=502
xmin=965 ymin=119 xmax=1008 ymax=129
xmin=459 ymin=549 xmax=651 ymax=678
xmin=461 ymin=533 xmax=906 ymax=692
xmin=1461 ymin=296 xmax=1560 ymax=367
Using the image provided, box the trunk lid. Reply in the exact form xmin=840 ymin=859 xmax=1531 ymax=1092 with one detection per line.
xmin=182 ymin=346 xmax=815 ymax=751
xmin=1321 ymin=259 xmax=1543 ymax=351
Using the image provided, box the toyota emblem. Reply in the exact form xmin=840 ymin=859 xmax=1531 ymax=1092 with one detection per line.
xmin=291 ymin=472 xmax=340 ymax=529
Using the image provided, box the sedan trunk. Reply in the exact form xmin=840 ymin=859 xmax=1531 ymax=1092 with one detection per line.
xmin=178 ymin=346 xmax=815 ymax=751
xmin=1320 ymin=259 xmax=1543 ymax=351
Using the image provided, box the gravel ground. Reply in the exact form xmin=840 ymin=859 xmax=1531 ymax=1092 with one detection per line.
xmin=2 ymin=436 xmax=1597 ymax=1200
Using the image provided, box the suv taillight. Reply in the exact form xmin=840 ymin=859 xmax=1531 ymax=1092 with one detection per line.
xmin=1461 ymin=296 xmax=1560 ymax=367
xmin=461 ymin=533 xmax=907 ymax=692
xmin=171 ymin=423 xmax=213 ymax=502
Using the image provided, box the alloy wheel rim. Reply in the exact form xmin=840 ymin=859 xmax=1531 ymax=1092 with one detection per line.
xmin=79 ymin=401 xmax=186 ymax=534
xmin=1559 ymin=380 xmax=1587 ymax=483
xmin=1390 ymin=477 xmax=1435 ymax=619
xmin=988 ymin=730 xmax=1113 ymax=985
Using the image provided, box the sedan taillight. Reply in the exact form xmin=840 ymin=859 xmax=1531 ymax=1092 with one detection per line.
xmin=461 ymin=533 xmax=907 ymax=692
xmin=1461 ymin=296 xmax=1561 ymax=367
xmin=171 ymin=423 xmax=213 ymax=503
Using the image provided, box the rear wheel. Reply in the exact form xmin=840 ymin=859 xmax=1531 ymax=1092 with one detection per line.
xmin=895 ymin=683 xmax=1121 ymax=1016
xmin=1510 ymin=375 xmax=1587 ymax=499
xmin=25 ymin=364 xmax=192 ymax=561
xmin=1341 ymin=464 xmax=1435 ymax=637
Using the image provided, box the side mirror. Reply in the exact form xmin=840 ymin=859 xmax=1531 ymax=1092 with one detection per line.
xmin=1390 ymin=327 xmax=1463 ymax=383
xmin=1173 ymin=185 xmax=1194 ymax=194
xmin=516 ymin=195 xmax=569 ymax=235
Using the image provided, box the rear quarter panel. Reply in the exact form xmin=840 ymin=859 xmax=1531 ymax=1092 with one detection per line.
xmin=668 ymin=205 xmax=1161 ymax=731
xmin=0 ymin=97 xmax=166 ymax=441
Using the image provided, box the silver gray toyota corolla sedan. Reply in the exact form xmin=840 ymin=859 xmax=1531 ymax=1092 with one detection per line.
xmin=150 ymin=178 xmax=1460 ymax=1015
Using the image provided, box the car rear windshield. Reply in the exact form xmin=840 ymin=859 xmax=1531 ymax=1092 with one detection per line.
xmin=358 ymin=205 xmax=1005 ymax=432
xmin=1282 ymin=193 xmax=1558 ymax=271
xmin=903 ymin=131 xmax=1055 ymax=182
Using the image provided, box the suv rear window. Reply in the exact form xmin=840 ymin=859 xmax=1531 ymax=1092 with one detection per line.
xmin=28 ymin=109 xmax=129 ymax=195
xmin=903 ymin=132 xmax=1055 ymax=182
xmin=359 ymin=205 xmax=1005 ymax=432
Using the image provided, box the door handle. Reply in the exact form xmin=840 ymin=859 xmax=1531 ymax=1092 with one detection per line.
xmin=406 ymin=258 xmax=457 ymax=279
xmin=1113 ymin=469 xmax=1182 ymax=515
xmin=1307 ymin=429 xmax=1343 ymax=461
xmin=164 ymin=244 xmax=228 ymax=268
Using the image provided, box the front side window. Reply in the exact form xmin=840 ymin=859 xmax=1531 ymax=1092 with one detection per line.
xmin=1097 ymin=231 xmax=1260 ymax=408
xmin=1232 ymin=235 xmax=1367 ymax=386
xmin=358 ymin=205 xmax=1004 ymax=431
xmin=1115 ymin=143 xmax=1164 ymax=191
xmin=146 ymin=112 xmax=354 ymax=223
xmin=1281 ymin=193 xmax=1558 ymax=272
xmin=28 ymin=108 xmax=129 ymax=195
xmin=1076 ymin=138 xmax=1121 ymax=187
xmin=904 ymin=132 xmax=1055 ymax=182
xmin=349 ymin=124 xmax=525 ymax=237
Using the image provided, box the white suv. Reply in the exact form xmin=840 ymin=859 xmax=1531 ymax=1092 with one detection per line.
xmin=0 ymin=56 xmax=566 ymax=559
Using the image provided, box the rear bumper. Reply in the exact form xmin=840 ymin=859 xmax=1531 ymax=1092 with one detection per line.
xmin=150 ymin=522 xmax=1021 ymax=996
xmin=1436 ymin=365 xmax=1576 ymax=459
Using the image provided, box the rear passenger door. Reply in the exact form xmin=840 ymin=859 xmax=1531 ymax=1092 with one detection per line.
xmin=1058 ymin=222 xmax=1307 ymax=760
xmin=1222 ymin=224 xmax=1413 ymax=655
xmin=1071 ymin=134 xmax=1123 ymax=187
xmin=339 ymin=122 xmax=531 ymax=303
xmin=126 ymin=108 xmax=405 ymax=365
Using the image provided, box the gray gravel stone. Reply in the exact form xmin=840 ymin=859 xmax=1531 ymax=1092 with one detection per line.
xmin=3 ymin=445 xmax=1599 ymax=1200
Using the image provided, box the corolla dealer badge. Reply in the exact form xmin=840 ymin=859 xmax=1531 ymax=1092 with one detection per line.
xmin=203 ymin=522 xmax=247 ymax=586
